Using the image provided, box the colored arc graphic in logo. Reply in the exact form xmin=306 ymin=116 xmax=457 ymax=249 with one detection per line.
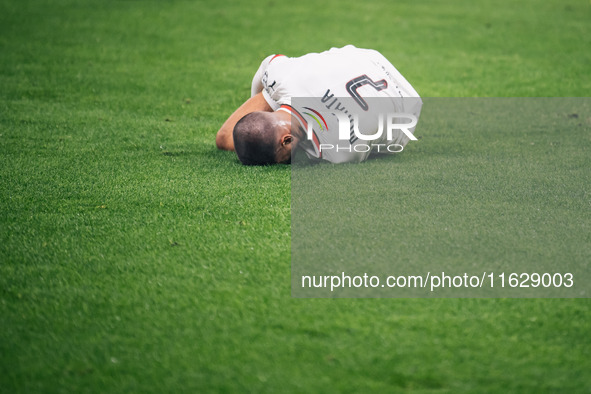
xmin=303 ymin=107 xmax=328 ymax=132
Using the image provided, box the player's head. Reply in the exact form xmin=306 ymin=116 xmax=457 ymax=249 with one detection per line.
xmin=233 ymin=112 xmax=293 ymax=165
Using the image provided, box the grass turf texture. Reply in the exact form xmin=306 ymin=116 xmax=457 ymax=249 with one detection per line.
xmin=0 ymin=0 xmax=590 ymax=392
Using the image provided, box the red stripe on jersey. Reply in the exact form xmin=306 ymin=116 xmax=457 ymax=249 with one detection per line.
xmin=280 ymin=104 xmax=322 ymax=159
xmin=281 ymin=105 xmax=307 ymax=128
xmin=270 ymin=54 xmax=285 ymax=62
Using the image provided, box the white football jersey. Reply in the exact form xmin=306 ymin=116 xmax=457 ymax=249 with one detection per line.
xmin=251 ymin=45 xmax=422 ymax=163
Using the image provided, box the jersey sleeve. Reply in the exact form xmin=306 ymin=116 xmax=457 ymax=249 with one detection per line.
xmin=261 ymin=90 xmax=279 ymax=110
xmin=250 ymin=55 xmax=274 ymax=98
xmin=260 ymin=55 xmax=290 ymax=111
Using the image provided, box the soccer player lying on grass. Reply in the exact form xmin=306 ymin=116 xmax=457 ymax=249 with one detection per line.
xmin=216 ymin=45 xmax=422 ymax=165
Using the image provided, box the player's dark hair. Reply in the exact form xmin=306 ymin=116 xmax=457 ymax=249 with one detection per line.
xmin=233 ymin=112 xmax=277 ymax=166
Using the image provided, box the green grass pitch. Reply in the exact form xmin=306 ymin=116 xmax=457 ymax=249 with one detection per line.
xmin=1 ymin=0 xmax=590 ymax=392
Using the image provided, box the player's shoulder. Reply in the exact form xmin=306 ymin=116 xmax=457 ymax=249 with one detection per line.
xmin=326 ymin=45 xmax=380 ymax=55
xmin=265 ymin=45 xmax=379 ymax=63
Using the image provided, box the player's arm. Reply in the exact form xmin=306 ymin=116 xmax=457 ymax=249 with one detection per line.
xmin=215 ymin=92 xmax=273 ymax=151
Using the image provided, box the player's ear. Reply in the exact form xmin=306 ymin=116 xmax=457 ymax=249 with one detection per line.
xmin=281 ymin=134 xmax=293 ymax=147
